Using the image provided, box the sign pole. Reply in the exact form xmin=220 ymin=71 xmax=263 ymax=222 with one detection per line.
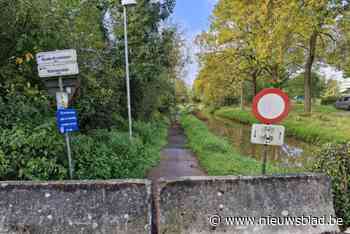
xmin=58 ymin=77 xmax=73 ymax=179
xmin=262 ymin=144 xmax=268 ymax=175
xmin=65 ymin=132 xmax=73 ymax=179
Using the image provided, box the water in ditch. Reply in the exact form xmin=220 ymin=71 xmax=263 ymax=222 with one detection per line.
xmin=201 ymin=115 xmax=319 ymax=171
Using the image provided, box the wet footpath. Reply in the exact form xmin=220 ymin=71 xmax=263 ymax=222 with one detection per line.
xmin=147 ymin=121 xmax=206 ymax=233
xmin=147 ymin=121 xmax=206 ymax=180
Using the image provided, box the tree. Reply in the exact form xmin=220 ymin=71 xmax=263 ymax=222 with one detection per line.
xmin=285 ymin=72 xmax=326 ymax=100
xmin=194 ymin=0 xmax=350 ymax=113
xmin=286 ymin=0 xmax=350 ymax=113
xmin=194 ymin=50 xmax=243 ymax=107
xmin=0 ymin=0 xmax=180 ymax=128
xmin=194 ymin=0 xmax=300 ymax=108
xmin=175 ymin=79 xmax=189 ymax=104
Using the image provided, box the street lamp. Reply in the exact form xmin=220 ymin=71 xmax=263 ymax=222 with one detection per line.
xmin=122 ymin=0 xmax=136 ymax=139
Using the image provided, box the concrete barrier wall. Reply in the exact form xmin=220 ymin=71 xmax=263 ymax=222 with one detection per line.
xmin=0 ymin=180 xmax=152 ymax=234
xmin=0 ymin=174 xmax=341 ymax=234
xmin=158 ymin=174 xmax=339 ymax=234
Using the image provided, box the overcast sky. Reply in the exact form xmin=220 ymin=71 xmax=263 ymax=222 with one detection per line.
xmin=171 ymin=0 xmax=344 ymax=86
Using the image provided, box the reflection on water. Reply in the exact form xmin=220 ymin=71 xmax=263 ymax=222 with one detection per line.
xmin=204 ymin=116 xmax=318 ymax=170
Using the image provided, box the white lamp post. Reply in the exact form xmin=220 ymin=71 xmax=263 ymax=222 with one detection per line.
xmin=122 ymin=0 xmax=136 ymax=139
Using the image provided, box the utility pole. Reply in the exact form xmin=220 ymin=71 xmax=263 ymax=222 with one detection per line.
xmin=122 ymin=0 xmax=136 ymax=139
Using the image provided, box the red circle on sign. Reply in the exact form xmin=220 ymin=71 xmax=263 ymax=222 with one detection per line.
xmin=252 ymin=88 xmax=290 ymax=124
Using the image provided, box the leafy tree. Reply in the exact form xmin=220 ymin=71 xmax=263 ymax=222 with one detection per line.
xmin=322 ymin=79 xmax=340 ymax=98
xmin=194 ymin=0 xmax=299 ymax=107
xmin=0 ymin=0 xmax=181 ymax=180
xmin=285 ymin=72 xmax=326 ymax=100
xmin=285 ymin=0 xmax=350 ymax=113
xmin=0 ymin=0 xmax=180 ymax=127
xmin=194 ymin=0 xmax=350 ymax=114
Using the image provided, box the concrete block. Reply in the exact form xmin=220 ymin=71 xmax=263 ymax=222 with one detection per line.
xmin=158 ymin=174 xmax=339 ymax=234
xmin=0 ymin=180 xmax=151 ymax=234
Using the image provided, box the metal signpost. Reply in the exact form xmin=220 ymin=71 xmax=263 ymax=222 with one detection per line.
xmin=36 ymin=49 xmax=79 ymax=179
xmin=251 ymin=88 xmax=290 ymax=175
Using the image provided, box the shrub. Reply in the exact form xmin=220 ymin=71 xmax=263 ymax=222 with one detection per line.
xmin=0 ymin=119 xmax=67 ymax=180
xmin=73 ymin=132 xmax=147 ymax=179
xmin=0 ymin=117 xmax=168 ymax=180
xmin=321 ymin=96 xmax=339 ymax=106
xmin=73 ymin=120 xmax=168 ymax=180
xmin=313 ymin=143 xmax=350 ymax=229
xmin=0 ymin=88 xmax=52 ymax=129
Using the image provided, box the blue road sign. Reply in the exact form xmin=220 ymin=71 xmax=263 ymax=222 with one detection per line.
xmin=56 ymin=108 xmax=79 ymax=134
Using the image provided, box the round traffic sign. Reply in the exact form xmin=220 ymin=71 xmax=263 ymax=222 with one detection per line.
xmin=252 ymin=88 xmax=290 ymax=124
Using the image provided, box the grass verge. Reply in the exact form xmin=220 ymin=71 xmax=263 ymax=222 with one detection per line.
xmin=180 ymin=114 xmax=291 ymax=176
xmin=215 ymin=105 xmax=349 ymax=144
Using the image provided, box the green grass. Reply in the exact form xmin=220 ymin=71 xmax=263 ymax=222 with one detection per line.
xmin=215 ymin=104 xmax=350 ymax=144
xmin=180 ymin=114 xmax=293 ymax=176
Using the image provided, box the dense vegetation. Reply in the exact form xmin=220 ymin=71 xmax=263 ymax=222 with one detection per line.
xmin=0 ymin=0 xmax=181 ymax=180
xmin=314 ymin=143 xmax=350 ymax=228
xmin=194 ymin=0 xmax=350 ymax=113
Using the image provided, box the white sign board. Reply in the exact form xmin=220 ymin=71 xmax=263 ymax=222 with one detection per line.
xmin=56 ymin=92 xmax=69 ymax=110
xmin=122 ymin=0 xmax=137 ymax=5
xmin=38 ymin=63 xmax=79 ymax=78
xmin=251 ymin=124 xmax=285 ymax=146
xmin=36 ymin=49 xmax=77 ymax=65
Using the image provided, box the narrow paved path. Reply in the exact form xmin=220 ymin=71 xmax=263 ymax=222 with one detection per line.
xmin=147 ymin=121 xmax=206 ymax=233
xmin=147 ymin=122 xmax=206 ymax=180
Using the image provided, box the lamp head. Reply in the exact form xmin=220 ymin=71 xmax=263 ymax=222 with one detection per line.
xmin=122 ymin=0 xmax=137 ymax=6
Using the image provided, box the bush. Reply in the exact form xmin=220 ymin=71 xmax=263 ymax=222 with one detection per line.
xmin=0 ymin=119 xmax=67 ymax=180
xmin=313 ymin=143 xmax=350 ymax=229
xmin=321 ymin=96 xmax=339 ymax=106
xmin=73 ymin=120 xmax=168 ymax=180
xmin=73 ymin=132 xmax=147 ymax=179
xmin=0 ymin=88 xmax=52 ymax=129
xmin=0 ymin=117 xmax=168 ymax=180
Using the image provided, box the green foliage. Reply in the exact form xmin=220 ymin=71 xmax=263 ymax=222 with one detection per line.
xmin=321 ymin=96 xmax=339 ymax=106
xmin=0 ymin=119 xmax=168 ymax=181
xmin=0 ymin=119 xmax=67 ymax=180
xmin=285 ymin=72 xmax=326 ymax=99
xmin=180 ymin=114 xmax=282 ymax=176
xmin=194 ymin=0 xmax=350 ymax=113
xmin=0 ymin=86 xmax=51 ymax=129
xmin=322 ymin=79 xmax=341 ymax=98
xmin=73 ymin=120 xmax=168 ymax=179
xmin=313 ymin=143 xmax=350 ymax=229
xmin=0 ymin=0 xmax=181 ymax=130
xmin=0 ymin=0 xmax=177 ymax=181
